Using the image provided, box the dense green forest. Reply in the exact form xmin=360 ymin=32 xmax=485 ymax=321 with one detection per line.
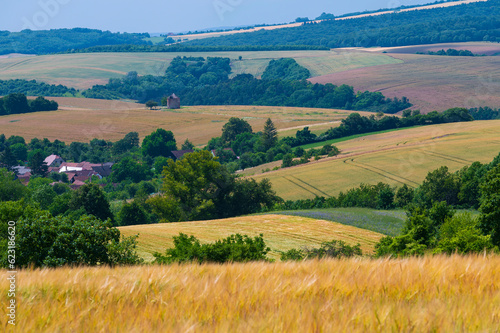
xmin=83 ymin=56 xmax=412 ymax=112
xmin=0 ymin=28 xmax=150 ymax=55
xmin=187 ymin=0 xmax=500 ymax=48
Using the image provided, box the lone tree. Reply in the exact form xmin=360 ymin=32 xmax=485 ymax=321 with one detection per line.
xmin=146 ymin=100 xmax=158 ymax=110
xmin=141 ymin=128 xmax=177 ymax=158
xmin=221 ymin=117 xmax=252 ymax=144
xmin=262 ymin=118 xmax=278 ymax=150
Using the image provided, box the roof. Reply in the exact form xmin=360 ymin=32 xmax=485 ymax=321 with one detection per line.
xmin=44 ymin=154 xmax=63 ymax=166
xmin=12 ymin=165 xmax=31 ymax=175
xmin=170 ymin=149 xmax=194 ymax=160
xmin=91 ymin=164 xmax=113 ymax=178
xmin=169 ymin=93 xmax=179 ymax=99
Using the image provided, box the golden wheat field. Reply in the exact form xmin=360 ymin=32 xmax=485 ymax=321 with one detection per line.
xmin=251 ymin=120 xmax=500 ymax=200
xmin=119 ymin=214 xmax=384 ymax=262
xmin=1 ymin=255 xmax=499 ymax=332
xmin=0 ymin=99 xmax=375 ymax=145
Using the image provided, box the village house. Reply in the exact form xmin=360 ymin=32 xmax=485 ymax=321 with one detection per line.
xmin=43 ymin=154 xmax=65 ymax=167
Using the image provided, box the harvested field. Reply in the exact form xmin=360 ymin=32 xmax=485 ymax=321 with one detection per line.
xmin=0 ymin=101 xmax=374 ymax=145
xmin=119 ymin=214 xmax=384 ymax=261
xmin=251 ymin=120 xmax=500 ymax=200
xmin=364 ymin=42 xmax=500 ymax=56
xmin=310 ymin=52 xmax=500 ymax=113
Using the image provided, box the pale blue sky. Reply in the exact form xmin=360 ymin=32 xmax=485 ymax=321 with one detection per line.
xmin=2 ymin=0 xmax=431 ymax=33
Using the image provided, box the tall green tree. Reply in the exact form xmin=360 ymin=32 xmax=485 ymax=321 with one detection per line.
xmin=479 ymin=164 xmax=500 ymax=246
xmin=221 ymin=117 xmax=252 ymax=143
xmin=0 ymin=169 xmax=28 ymax=201
xmin=0 ymin=146 xmax=17 ymax=170
xmin=149 ymin=150 xmax=280 ymax=222
xmin=262 ymin=118 xmax=278 ymax=150
xmin=141 ymin=128 xmax=177 ymax=158
xmin=69 ymin=183 xmax=114 ymax=223
xmin=28 ymin=150 xmax=48 ymax=177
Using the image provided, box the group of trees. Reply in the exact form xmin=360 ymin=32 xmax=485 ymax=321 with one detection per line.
xmin=0 ymin=185 xmax=142 ymax=268
xmin=82 ymin=56 xmax=411 ymax=112
xmin=0 ymin=79 xmax=77 ymax=97
xmin=0 ymin=93 xmax=58 ymax=115
xmin=0 ymin=28 xmax=150 ymax=55
xmin=420 ymin=48 xmax=481 ymax=56
xmin=469 ymin=107 xmax=500 ymax=120
xmin=187 ymin=0 xmax=500 ymax=48
xmin=147 ymin=150 xmax=281 ymax=222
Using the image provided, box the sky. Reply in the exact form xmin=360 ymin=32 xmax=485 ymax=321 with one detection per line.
xmin=2 ymin=0 xmax=432 ymax=33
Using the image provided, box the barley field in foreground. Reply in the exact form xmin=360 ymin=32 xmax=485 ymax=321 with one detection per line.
xmin=1 ymin=255 xmax=499 ymax=332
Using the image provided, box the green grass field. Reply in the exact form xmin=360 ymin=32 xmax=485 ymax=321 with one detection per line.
xmin=251 ymin=120 xmax=500 ymax=200
xmin=275 ymin=208 xmax=407 ymax=236
xmin=119 ymin=214 xmax=384 ymax=261
xmin=0 ymin=50 xmax=401 ymax=89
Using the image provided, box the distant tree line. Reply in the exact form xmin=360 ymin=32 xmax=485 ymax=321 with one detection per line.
xmin=0 ymin=93 xmax=58 ymax=115
xmin=64 ymin=44 xmax=329 ymax=54
xmin=0 ymin=28 xmax=150 ymax=55
xmin=0 ymin=79 xmax=78 ymax=97
xmin=418 ymin=48 xmax=482 ymax=56
xmin=186 ymin=0 xmax=500 ymax=48
xmin=469 ymin=107 xmax=500 ymax=120
xmin=283 ymin=108 xmax=473 ymax=147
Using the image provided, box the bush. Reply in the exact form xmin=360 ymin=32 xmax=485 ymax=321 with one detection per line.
xmin=281 ymin=240 xmax=362 ymax=261
xmin=434 ymin=213 xmax=497 ymax=254
xmin=154 ymin=233 xmax=271 ymax=264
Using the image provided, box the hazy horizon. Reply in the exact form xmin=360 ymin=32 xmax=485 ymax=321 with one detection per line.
xmin=2 ymin=0 xmax=432 ymax=34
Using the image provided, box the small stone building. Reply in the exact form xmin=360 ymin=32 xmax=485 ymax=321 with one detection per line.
xmin=166 ymin=94 xmax=181 ymax=109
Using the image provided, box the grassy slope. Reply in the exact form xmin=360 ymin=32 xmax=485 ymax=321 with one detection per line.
xmin=0 ymin=101 xmax=376 ymax=145
xmin=119 ymin=214 xmax=384 ymax=262
xmin=250 ymin=120 xmax=500 ymax=200
xmin=4 ymin=255 xmax=500 ymax=332
xmin=0 ymin=50 xmax=400 ymax=89
xmin=275 ymin=208 xmax=407 ymax=237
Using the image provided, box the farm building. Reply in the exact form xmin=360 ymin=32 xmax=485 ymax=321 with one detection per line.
xmin=166 ymin=94 xmax=181 ymax=109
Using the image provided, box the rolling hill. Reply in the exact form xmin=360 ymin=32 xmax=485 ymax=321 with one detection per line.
xmin=0 ymin=100 xmax=376 ymax=145
xmin=118 ymin=214 xmax=385 ymax=262
xmin=250 ymin=120 xmax=500 ymax=200
xmin=0 ymin=50 xmax=400 ymax=89
xmin=310 ymin=47 xmax=500 ymax=113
